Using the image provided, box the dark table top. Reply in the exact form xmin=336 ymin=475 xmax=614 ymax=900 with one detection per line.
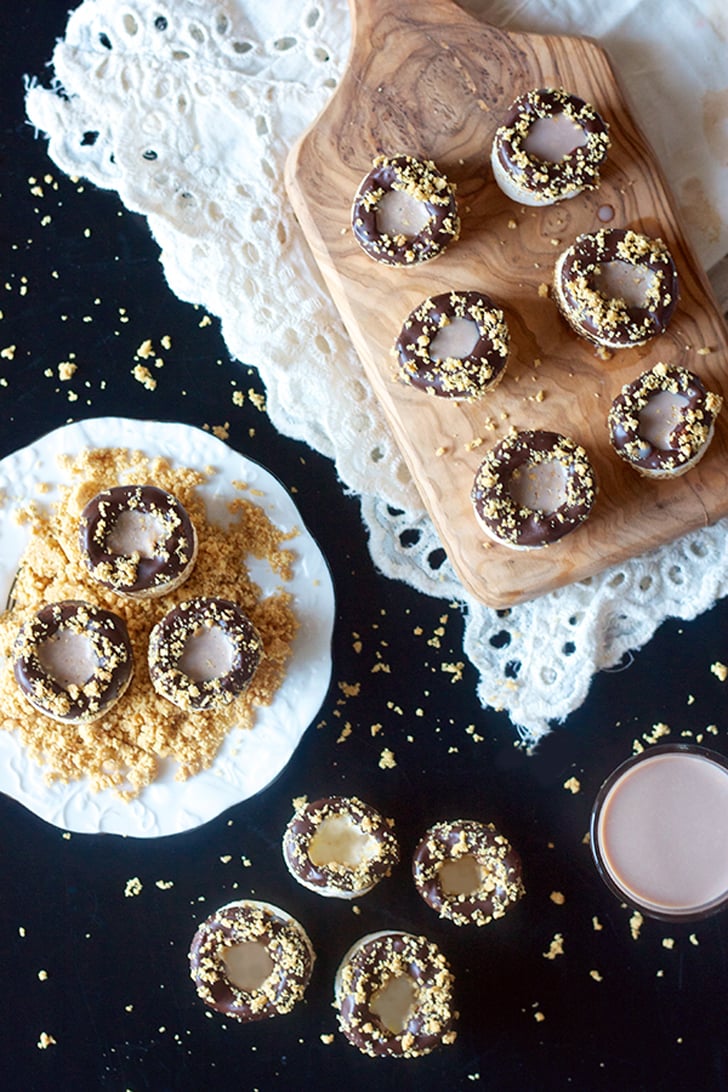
xmin=2 ymin=5 xmax=728 ymax=1091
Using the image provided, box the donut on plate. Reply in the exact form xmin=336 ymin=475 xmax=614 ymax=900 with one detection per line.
xmin=148 ymin=596 xmax=263 ymax=712
xmin=12 ymin=599 xmax=133 ymax=724
xmin=79 ymin=484 xmax=198 ymax=598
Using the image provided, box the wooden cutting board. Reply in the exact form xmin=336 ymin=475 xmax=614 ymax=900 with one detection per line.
xmin=285 ymin=0 xmax=728 ymax=608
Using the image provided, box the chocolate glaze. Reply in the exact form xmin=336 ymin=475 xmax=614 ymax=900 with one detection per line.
xmin=412 ymin=819 xmax=525 ymax=925
xmin=336 ymin=931 xmax=457 ymax=1058
xmin=394 ymin=290 xmax=510 ymax=400
xmin=609 ymin=364 xmax=721 ymax=475
xmin=189 ymin=900 xmax=315 ymax=1022
xmin=79 ymin=484 xmax=197 ymax=597
xmin=471 ymin=429 xmax=597 ymax=549
xmin=555 ymin=228 xmax=679 ymax=347
xmin=148 ymin=596 xmax=263 ymax=712
xmin=282 ymin=795 xmax=399 ymax=895
xmin=13 ymin=599 xmax=133 ymax=723
xmin=351 ymin=154 xmax=459 ymax=266
xmin=493 ymin=87 xmax=609 ymax=202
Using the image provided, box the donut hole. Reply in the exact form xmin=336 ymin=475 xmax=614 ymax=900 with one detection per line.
xmin=437 ymin=854 xmax=482 ymax=897
xmin=308 ymin=814 xmax=379 ymax=869
xmin=375 ymin=189 xmax=431 ymax=240
xmin=429 ymin=316 xmax=480 ymax=362
xmin=370 ymin=974 xmax=419 ymax=1034
xmin=178 ymin=624 xmax=236 ymax=682
xmin=638 ymin=390 xmax=690 ymax=450
xmin=592 ymin=260 xmax=656 ymax=310
xmin=36 ymin=629 xmax=98 ymax=689
xmin=508 ymin=458 xmax=568 ymax=516
xmin=523 ymin=111 xmax=587 ymax=161
xmin=222 ymin=941 xmax=274 ymax=992
xmin=105 ymin=508 xmax=167 ymax=558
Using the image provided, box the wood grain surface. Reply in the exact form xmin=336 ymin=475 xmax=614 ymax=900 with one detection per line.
xmin=285 ymin=0 xmax=728 ymax=608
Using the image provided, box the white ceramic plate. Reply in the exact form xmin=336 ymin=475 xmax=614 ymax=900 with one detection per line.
xmin=0 ymin=418 xmax=335 ymax=837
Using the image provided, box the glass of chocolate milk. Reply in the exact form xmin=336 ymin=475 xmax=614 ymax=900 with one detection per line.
xmin=590 ymin=744 xmax=728 ymax=922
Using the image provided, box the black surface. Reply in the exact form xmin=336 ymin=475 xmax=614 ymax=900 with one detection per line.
xmin=2 ymin=5 xmax=728 ymax=1090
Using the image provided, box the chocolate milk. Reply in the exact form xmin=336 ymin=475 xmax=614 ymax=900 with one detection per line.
xmin=592 ymin=746 xmax=728 ymax=919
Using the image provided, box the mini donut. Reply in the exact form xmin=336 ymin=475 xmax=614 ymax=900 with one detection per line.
xmin=412 ymin=819 xmax=525 ymax=926
xmin=79 ymin=484 xmax=198 ymax=598
xmin=608 ymin=362 xmax=722 ymax=478
xmin=471 ymin=428 xmax=597 ymax=550
xmin=334 ymin=930 xmax=457 ymax=1058
xmin=553 ymin=228 xmax=679 ymax=348
xmin=282 ymin=795 xmax=400 ymax=899
xmin=393 ymin=290 xmax=510 ymax=401
xmin=351 ymin=153 xmax=460 ymax=266
xmin=491 ymin=87 xmax=610 ymax=206
xmin=188 ymin=899 xmax=315 ymax=1022
xmin=12 ymin=599 xmax=133 ymax=724
xmin=148 ymin=596 xmax=263 ymax=712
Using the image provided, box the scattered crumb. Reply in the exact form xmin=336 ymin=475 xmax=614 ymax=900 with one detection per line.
xmin=37 ymin=1033 xmax=56 ymax=1050
xmin=662 ymin=937 xmax=675 ymax=950
xmin=543 ymin=933 xmax=564 ymax=960
xmin=131 ymin=364 xmax=157 ymax=390
xmin=534 ymin=1011 xmax=546 ymax=1023
xmin=592 ymin=916 xmax=603 ymax=931
xmin=537 ymin=282 xmax=550 ymax=298
xmin=563 ymin=776 xmax=581 ymax=794
xmin=58 ymin=361 xmax=77 ymax=381
xmin=38 ymin=970 xmax=48 ymax=981
xmin=124 ymin=877 xmax=143 ymax=898
xmin=378 ymin=747 xmax=396 ymax=770
xmin=549 ymin=891 xmax=565 ymax=906
xmin=589 ymin=969 xmax=604 ymax=982
xmin=710 ymin=662 xmax=727 ymax=682
xmin=629 ymin=911 xmax=644 ymax=940
xmin=320 ymin=1033 xmax=335 ymax=1045
xmin=155 ymin=880 xmax=174 ymax=890
xmin=136 ymin=339 xmax=154 ymax=360
xmin=441 ymin=661 xmax=464 ymax=683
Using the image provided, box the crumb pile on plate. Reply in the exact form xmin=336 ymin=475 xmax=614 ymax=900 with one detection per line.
xmin=0 ymin=446 xmax=299 ymax=798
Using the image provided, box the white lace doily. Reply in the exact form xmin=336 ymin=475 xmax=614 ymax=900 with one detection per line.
xmin=24 ymin=0 xmax=728 ymax=744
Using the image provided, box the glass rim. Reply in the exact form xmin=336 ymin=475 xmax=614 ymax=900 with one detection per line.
xmin=590 ymin=743 xmax=728 ymax=923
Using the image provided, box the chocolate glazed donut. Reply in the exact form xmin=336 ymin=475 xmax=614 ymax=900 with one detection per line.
xmin=471 ymin=429 xmax=597 ymax=549
xmin=491 ymin=86 xmax=610 ymax=205
xmin=351 ymin=153 xmax=460 ymax=265
xmin=148 ymin=596 xmax=263 ymax=712
xmin=13 ymin=599 xmax=133 ymax=724
xmin=608 ymin=363 xmax=722 ymax=477
xmin=189 ymin=900 xmax=315 ymax=1022
xmin=553 ymin=228 xmax=679 ymax=348
xmin=282 ymin=795 xmax=400 ymax=898
xmin=335 ymin=930 xmax=457 ymax=1058
xmin=79 ymin=484 xmax=198 ymax=598
xmin=412 ymin=819 xmax=525 ymax=926
xmin=393 ymin=290 xmax=510 ymax=400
